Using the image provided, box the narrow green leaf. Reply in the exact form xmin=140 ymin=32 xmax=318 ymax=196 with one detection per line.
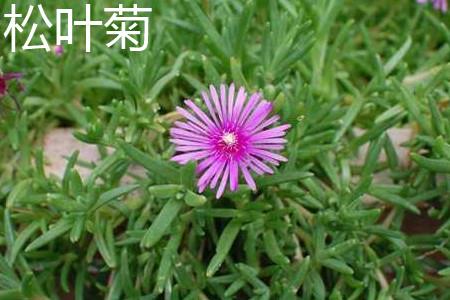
xmin=180 ymin=161 xmax=196 ymax=190
xmin=351 ymin=112 xmax=405 ymax=149
xmin=317 ymin=153 xmax=341 ymax=190
xmin=334 ymin=96 xmax=363 ymax=143
xmin=434 ymin=136 xmax=450 ymax=160
xmin=69 ymin=169 xmax=84 ymax=196
xmin=21 ymin=273 xmax=46 ymax=299
xmin=148 ymin=185 xmax=184 ymax=198
xmin=183 ymin=0 xmax=230 ymax=60
xmin=155 ymin=225 xmax=184 ymax=293
xmin=62 ymin=151 xmax=80 ymax=193
xmin=119 ymin=249 xmax=138 ymax=298
xmin=86 ymin=151 xmax=122 ymax=185
xmin=230 ymin=57 xmax=248 ymax=88
xmin=309 ymin=269 xmax=326 ymax=300
xmin=224 ymin=279 xmax=246 ymax=298
xmin=0 ymin=289 xmax=23 ymax=300
xmin=141 ymin=198 xmax=184 ymax=248
xmin=320 ymin=239 xmax=359 ymax=258
xmin=321 ymin=258 xmax=354 ymax=275
xmin=70 ymin=216 xmax=85 ymax=243
xmin=196 ymin=208 xmax=238 ymax=218
xmin=233 ymin=0 xmax=256 ymax=56
xmin=94 ymin=222 xmax=117 ymax=268
xmin=256 ymin=171 xmax=312 ymax=188
xmin=384 ymin=36 xmax=411 ymax=75
xmin=369 ymin=187 xmax=420 ymax=214
xmin=120 ymin=142 xmax=179 ymax=182
xmin=3 ymin=209 xmax=14 ymax=251
xmin=411 ymin=153 xmax=450 ymax=173
xmin=438 ymin=267 xmax=450 ymax=276
xmin=201 ymin=55 xmax=221 ymax=85
xmin=147 ymin=52 xmax=189 ymax=101
xmin=235 ymin=263 xmax=269 ymax=294
xmin=75 ymin=264 xmax=86 ymax=300
xmin=206 ymin=219 xmax=242 ymax=277
xmin=393 ymin=80 xmax=432 ymax=135
xmin=25 ymin=219 xmax=73 ymax=252
xmin=78 ymin=77 xmax=122 ymax=90
xmin=429 ymin=97 xmax=445 ymax=136
xmin=6 ymin=179 xmax=32 ymax=208
xmin=7 ymin=222 xmax=40 ymax=265
xmin=366 ymin=225 xmax=404 ymax=239
xmin=281 ymin=256 xmax=311 ymax=300
xmin=0 ymin=256 xmax=19 ymax=286
xmin=384 ymin=135 xmax=399 ymax=169
xmin=90 ymin=184 xmax=139 ymax=212
xmin=105 ymin=272 xmax=122 ymax=300
xmin=361 ymin=134 xmax=386 ymax=180
xmin=60 ymin=254 xmax=76 ymax=293
xmin=184 ymin=190 xmax=207 ymax=207
xmin=263 ymin=230 xmax=289 ymax=266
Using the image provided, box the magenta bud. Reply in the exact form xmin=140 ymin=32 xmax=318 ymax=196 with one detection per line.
xmin=54 ymin=45 xmax=64 ymax=57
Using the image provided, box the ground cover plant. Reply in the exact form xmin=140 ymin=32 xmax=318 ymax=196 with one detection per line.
xmin=1 ymin=0 xmax=450 ymax=299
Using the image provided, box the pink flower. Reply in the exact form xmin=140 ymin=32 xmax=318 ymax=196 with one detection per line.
xmin=170 ymin=84 xmax=290 ymax=198
xmin=53 ymin=45 xmax=64 ymax=57
xmin=418 ymin=0 xmax=448 ymax=12
xmin=0 ymin=72 xmax=23 ymax=97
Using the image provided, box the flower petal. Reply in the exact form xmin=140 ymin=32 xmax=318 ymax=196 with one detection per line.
xmin=250 ymin=157 xmax=274 ymax=174
xmin=185 ymin=100 xmax=217 ymax=131
xmin=248 ymin=161 xmax=264 ymax=175
xmin=197 ymin=155 xmax=218 ymax=174
xmin=210 ymin=161 xmax=227 ymax=188
xmin=176 ymin=145 xmax=213 ymax=152
xmin=170 ymin=138 xmax=208 ymax=146
xmin=4 ymin=72 xmax=23 ymax=80
xmin=251 ymin=138 xmax=288 ymax=145
xmin=171 ymin=151 xmax=210 ymax=164
xmin=251 ymin=115 xmax=280 ymax=134
xmin=229 ymin=159 xmax=239 ymax=191
xmin=239 ymin=162 xmax=256 ymax=191
xmin=250 ymin=152 xmax=280 ymax=165
xmin=237 ymin=92 xmax=261 ymax=125
xmin=253 ymin=144 xmax=285 ymax=150
xmin=216 ymin=163 xmax=230 ymax=198
xmin=210 ymin=85 xmax=225 ymax=124
xmin=220 ymin=84 xmax=228 ymax=122
xmin=243 ymin=102 xmax=273 ymax=131
xmin=250 ymin=149 xmax=287 ymax=163
xmin=227 ymin=84 xmax=235 ymax=122
xmin=170 ymin=128 xmax=209 ymax=142
xmin=175 ymin=121 xmax=208 ymax=135
xmin=232 ymin=86 xmax=247 ymax=123
xmin=202 ymin=91 xmax=220 ymax=126
xmin=250 ymin=125 xmax=291 ymax=140
xmin=198 ymin=161 xmax=222 ymax=189
xmin=177 ymin=107 xmax=209 ymax=131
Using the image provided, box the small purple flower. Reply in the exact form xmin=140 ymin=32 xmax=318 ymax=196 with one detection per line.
xmin=0 ymin=72 xmax=23 ymax=97
xmin=170 ymin=84 xmax=290 ymax=198
xmin=53 ymin=45 xmax=64 ymax=57
xmin=418 ymin=0 xmax=448 ymax=12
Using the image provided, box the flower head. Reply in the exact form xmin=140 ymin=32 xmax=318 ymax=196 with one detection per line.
xmin=53 ymin=45 xmax=64 ymax=57
xmin=170 ymin=84 xmax=290 ymax=198
xmin=0 ymin=72 xmax=23 ymax=97
xmin=418 ymin=0 xmax=448 ymax=12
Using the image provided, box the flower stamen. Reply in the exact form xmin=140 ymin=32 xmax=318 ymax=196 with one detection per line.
xmin=222 ymin=132 xmax=237 ymax=146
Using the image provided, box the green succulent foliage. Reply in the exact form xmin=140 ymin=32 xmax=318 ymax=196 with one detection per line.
xmin=1 ymin=0 xmax=450 ymax=299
